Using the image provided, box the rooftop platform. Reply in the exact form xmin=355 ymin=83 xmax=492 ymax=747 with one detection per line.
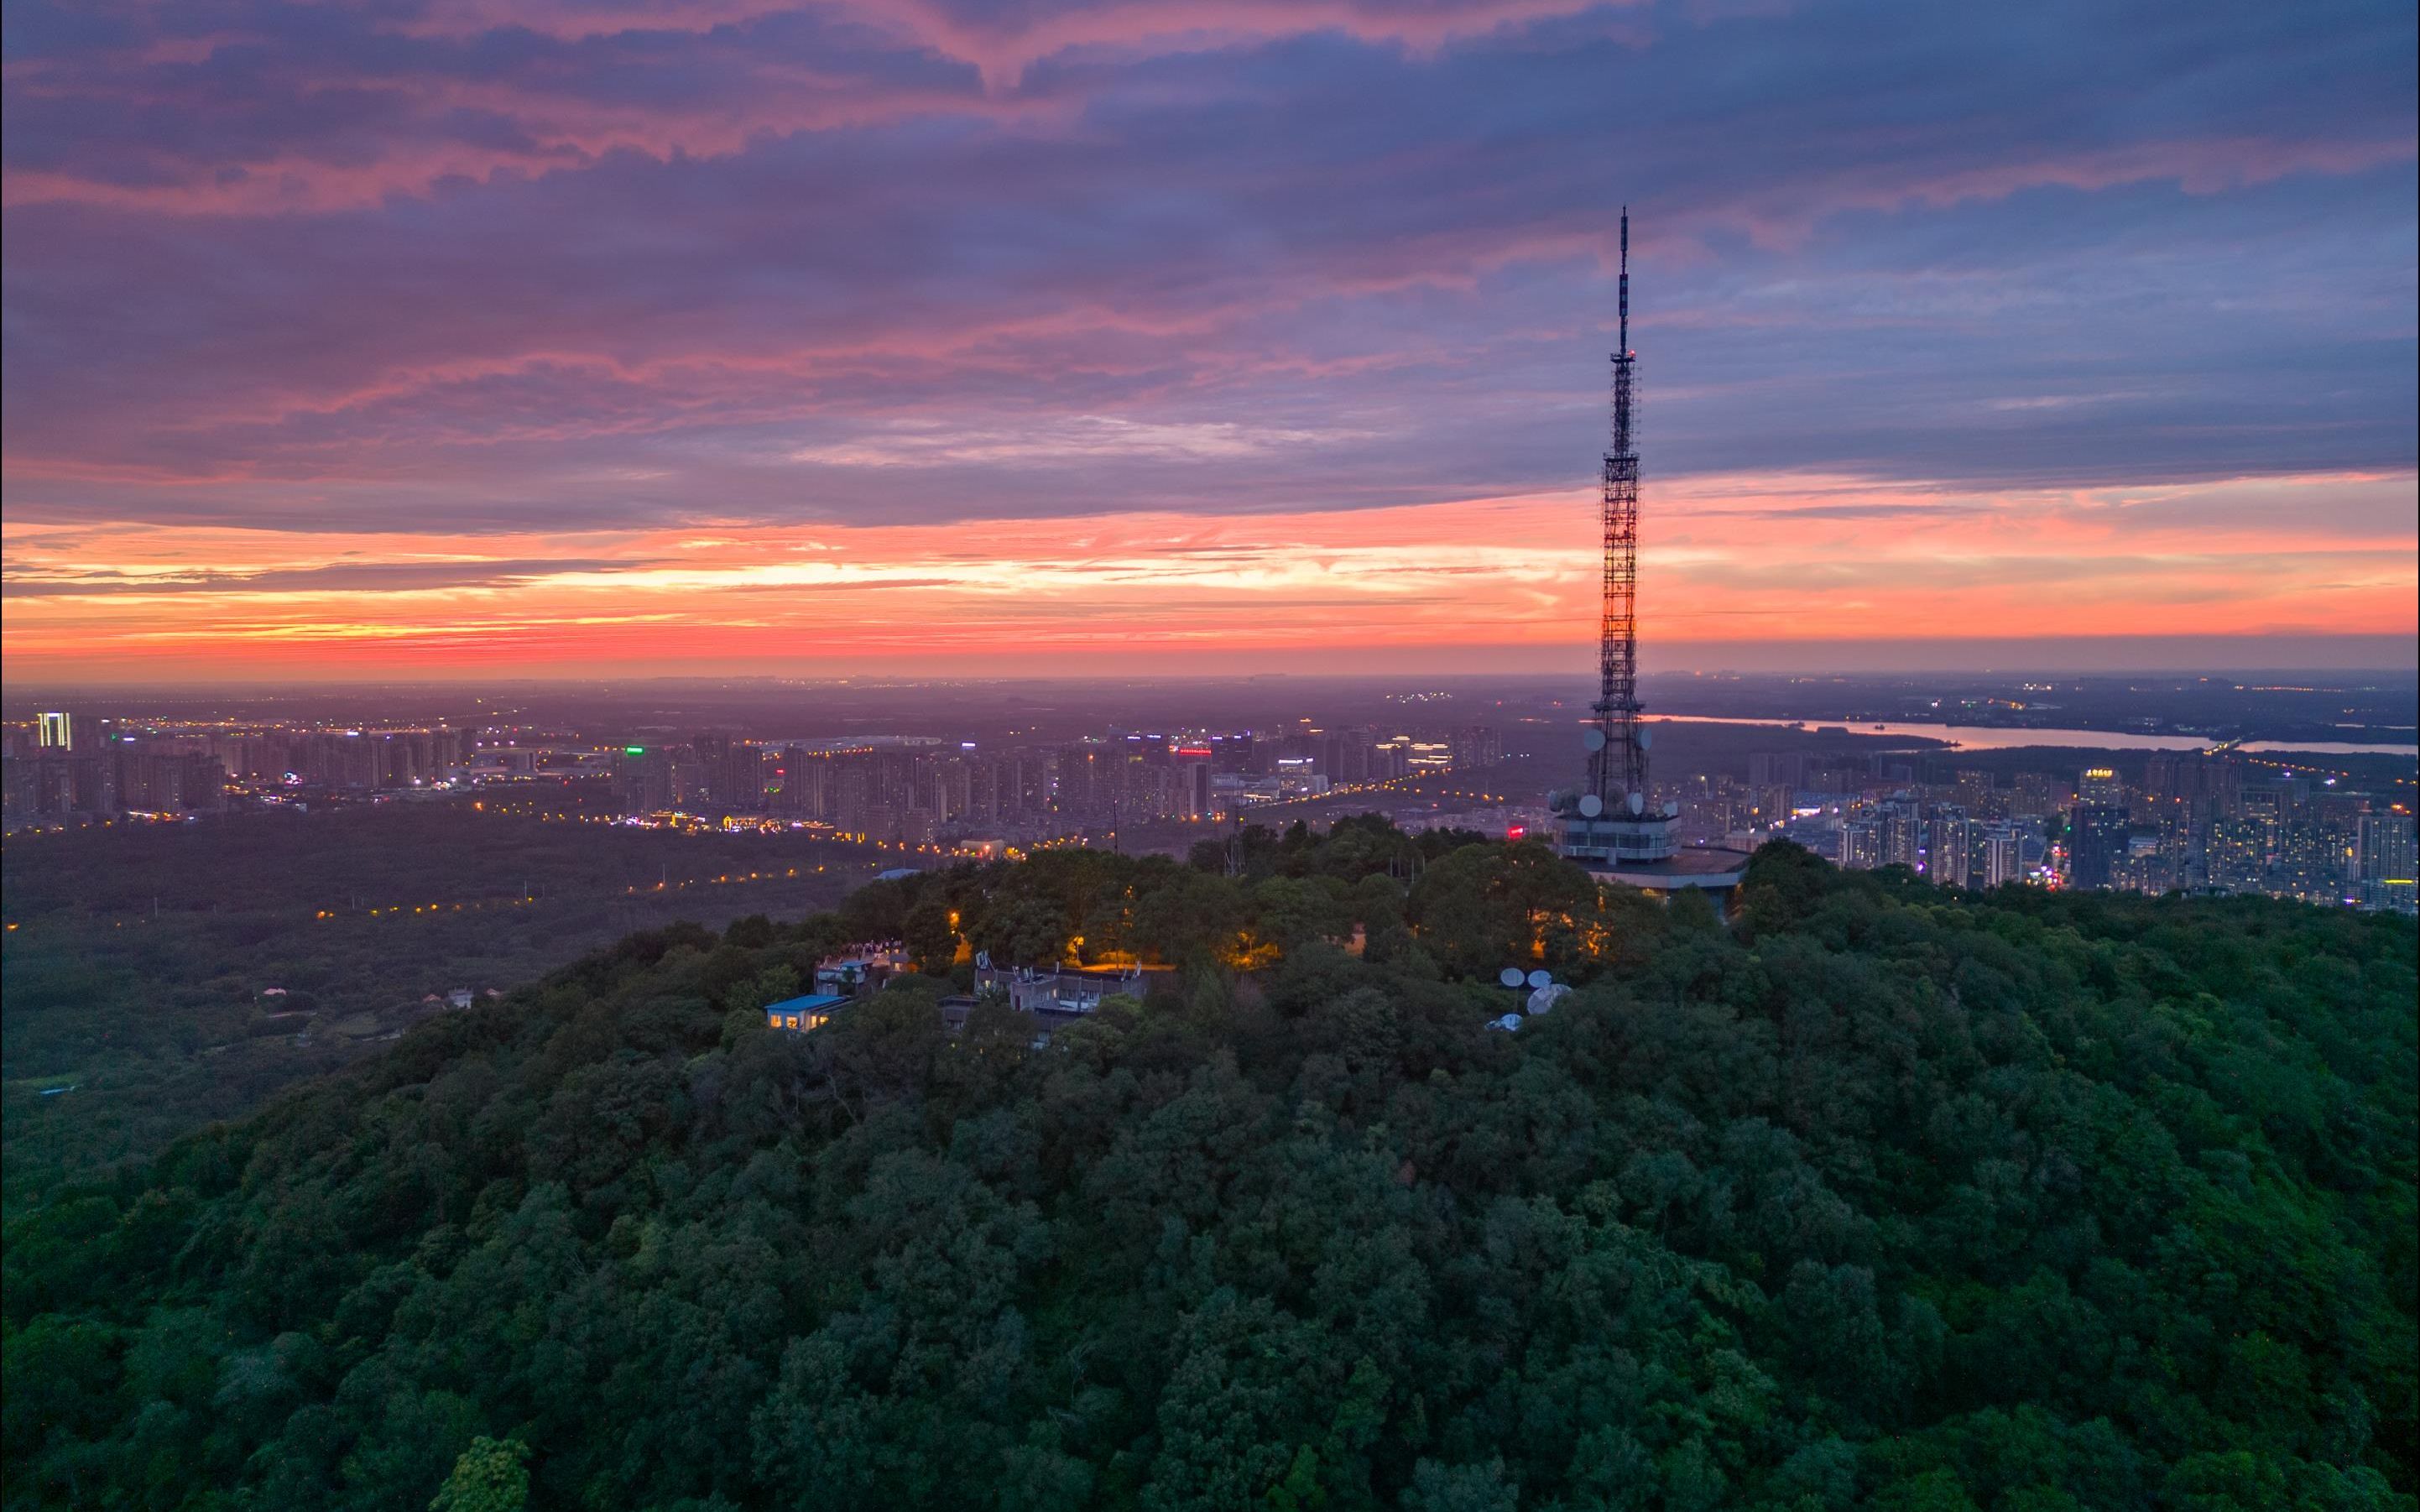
xmin=1583 ymin=846 xmax=1755 ymax=893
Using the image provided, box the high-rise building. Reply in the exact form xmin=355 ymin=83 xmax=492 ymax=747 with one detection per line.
xmin=715 ymin=743 xmax=765 ymax=811
xmin=1179 ymin=757 xmax=1213 ymax=819
xmin=2355 ymin=812 xmax=2417 ymax=912
xmin=2208 ymin=814 xmax=2271 ymax=890
xmin=773 ymin=748 xmax=829 ymax=817
xmin=2078 ymin=767 xmax=2125 ymax=807
xmin=1977 ymin=825 xmax=2023 ymax=889
xmin=1839 ymin=816 xmax=1882 ymax=871
xmin=1931 ymin=805 xmax=1973 ymax=888
xmin=1879 ymin=799 xmax=1924 ymax=871
xmin=1056 ymin=743 xmax=1106 ymax=816
xmin=2110 ymin=834 xmax=2166 ymax=894
xmin=1317 ymin=727 xmax=1374 ymax=786
xmin=2068 ymin=804 xmax=2131 ymax=889
xmin=1451 ymin=727 xmax=1503 ymax=771
xmin=1863 ymin=753 xmax=1911 ymax=785
xmin=614 ymin=747 xmax=674 ymax=814
xmin=2145 ymin=750 xmax=2241 ymax=811
xmin=932 ymin=756 xmax=973 ymax=822
xmin=836 ymin=763 xmax=873 ymax=828
xmin=1 ymin=756 xmax=34 ymax=824
xmin=2011 ymin=773 xmax=2068 ymax=820
xmin=1749 ymin=751 xmax=1807 ymax=790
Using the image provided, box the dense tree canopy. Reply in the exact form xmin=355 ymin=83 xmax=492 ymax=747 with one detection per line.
xmin=4 ymin=830 xmax=2412 ymax=1510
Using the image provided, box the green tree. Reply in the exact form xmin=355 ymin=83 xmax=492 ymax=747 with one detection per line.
xmin=1406 ymin=840 xmax=1599 ymax=977
xmin=430 ymin=1436 xmax=530 ymax=1512
xmin=901 ymin=897 xmax=959 ymax=975
xmin=971 ymin=896 xmax=1067 ymax=970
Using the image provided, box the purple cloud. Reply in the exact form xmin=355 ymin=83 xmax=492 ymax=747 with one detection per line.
xmin=3 ymin=0 xmax=2412 ymax=539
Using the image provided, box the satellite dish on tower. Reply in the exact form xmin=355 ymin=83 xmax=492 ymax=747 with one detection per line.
xmin=1578 ymin=793 xmax=1603 ymax=817
xmin=1628 ymin=791 xmax=1646 ymax=815
xmin=1663 ymin=800 xmax=1681 ymax=817
xmin=1582 ymin=727 xmax=1607 ymax=752
xmin=1498 ymin=967 xmax=1526 ymax=988
xmin=1638 ymin=728 xmax=1653 ymax=750
xmin=1526 ymin=969 xmax=1552 ymax=991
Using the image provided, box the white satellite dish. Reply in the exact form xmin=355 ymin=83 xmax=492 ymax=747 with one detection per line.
xmin=1497 ymin=1014 xmax=1526 ymax=1032
xmin=1525 ymin=969 xmax=1552 ymax=990
xmin=1578 ymin=793 xmax=1603 ymax=817
xmin=1582 ymin=727 xmax=1607 ymax=752
xmin=1527 ymin=983 xmax=1572 ymax=1015
xmin=1663 ymin=800 xmax=1681 ymax=817
xmin=1638 ymin=728 xmax=1653 ymax=750
xmin=1499 ymin=967 xmax=1526 ymax=988
xmin=1627 ymin=791 xmax=1646 ymax=815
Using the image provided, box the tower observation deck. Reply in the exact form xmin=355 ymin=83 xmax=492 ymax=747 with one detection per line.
xmin=1554 ymin=210 xmax=1749 ymax=898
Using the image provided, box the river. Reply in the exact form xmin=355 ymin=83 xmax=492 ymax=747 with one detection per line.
xmin=1640 ymin=714 xmax=2417 ymax=759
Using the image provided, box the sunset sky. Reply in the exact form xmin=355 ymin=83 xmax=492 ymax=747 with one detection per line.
xmin=3 ymin=0 xmax=2414 ymax=682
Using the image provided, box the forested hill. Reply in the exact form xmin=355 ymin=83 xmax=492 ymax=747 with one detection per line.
xmin=4 ymin=832 xmax=2414 ymax=1511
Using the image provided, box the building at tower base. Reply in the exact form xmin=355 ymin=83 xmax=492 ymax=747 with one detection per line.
xmin=1562 ymin=794 xmax=1678 ymax=866
xmin=1561 ymin=784 xmax=1750 ymax=898
xmin=1582 ymin=845 xmax=1753 ymax=898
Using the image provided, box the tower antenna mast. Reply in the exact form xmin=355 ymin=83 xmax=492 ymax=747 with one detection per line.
xmin=1588 ymin=207 xmax=1648 ymax=811
xmin=1557 ymin=208 xmax=1750 ymax=901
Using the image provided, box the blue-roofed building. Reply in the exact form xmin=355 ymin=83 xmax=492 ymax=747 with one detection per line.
xmin=764 ymin=993 xmax=850 ymax=1033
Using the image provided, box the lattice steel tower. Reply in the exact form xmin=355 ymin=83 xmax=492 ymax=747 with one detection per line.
xmin=1561 ymin=207 xmax=1675 ymax=867
xmin=1588 ymin=207 xmax=1646 ymax=808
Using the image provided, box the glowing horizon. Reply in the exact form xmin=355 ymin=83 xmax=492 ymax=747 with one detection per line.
xmin=8 ymin=470 xmax=2412 ymax=682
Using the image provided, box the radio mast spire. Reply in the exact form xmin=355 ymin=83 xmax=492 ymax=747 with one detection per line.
xmin=1562 ymin=206 xmax=1674 ymax=866
xmin=1555 ymin=208 xmax=1752 ymax=905
xmin=1618 ymin=206 xmax=1629 ymax=355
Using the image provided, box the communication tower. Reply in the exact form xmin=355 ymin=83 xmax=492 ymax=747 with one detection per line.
xmin=1559 ymin=208 xmax=1677 ymax=867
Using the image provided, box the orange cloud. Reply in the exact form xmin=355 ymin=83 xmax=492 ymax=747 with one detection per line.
xmin=6 ymin=469 xmax=2410 ymax=681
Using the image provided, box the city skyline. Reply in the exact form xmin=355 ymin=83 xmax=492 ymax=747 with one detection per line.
xmin=10 ymin=686 xmax=2411 ymax=914
xmin=5 ymin=0 xmax=2417 ymax=680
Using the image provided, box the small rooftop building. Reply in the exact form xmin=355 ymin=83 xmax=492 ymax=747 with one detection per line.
xmin=815 ymin=946 xmax=908 ymax=997
xmin=764 ymin=992 xmax=851 ymax=1033
xmin=975 ymin=962 xmax=1156 ymax=1017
